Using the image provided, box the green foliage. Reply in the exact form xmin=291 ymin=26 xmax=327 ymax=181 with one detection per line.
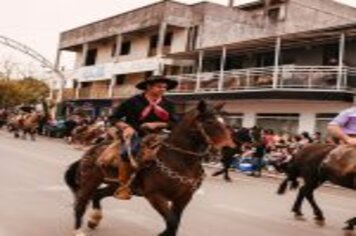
xmin=0 ymin=77 xmax=49 ymax=108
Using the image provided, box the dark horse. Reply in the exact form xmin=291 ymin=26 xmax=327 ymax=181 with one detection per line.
xmin=64 ymin=101 xmax=235 ymax=236
xmin=212 ymin=127 xmax=253 ymax=181
xmin=276 ymin=143 xmax=356 ymax=230
xmin=0 ymin=109 xmax=9 ymax=129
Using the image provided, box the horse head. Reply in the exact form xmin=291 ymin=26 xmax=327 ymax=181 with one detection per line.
xmin=192 ymin=100 xmax=235 ymax=149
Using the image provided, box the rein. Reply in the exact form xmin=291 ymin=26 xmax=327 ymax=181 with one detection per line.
xmin=158 ymin=120 xmax=214 ymax=158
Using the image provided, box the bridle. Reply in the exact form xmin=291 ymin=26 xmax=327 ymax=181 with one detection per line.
xmin=160 ymin=118 xmax=216 ymax=158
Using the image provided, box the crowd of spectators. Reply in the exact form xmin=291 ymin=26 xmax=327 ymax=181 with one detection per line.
xmin=215 ymin=128 xmax=335 ymax=177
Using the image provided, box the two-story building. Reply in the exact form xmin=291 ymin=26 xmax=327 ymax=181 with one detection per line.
xmin=53 ymin=0 xmax=356 ymax=136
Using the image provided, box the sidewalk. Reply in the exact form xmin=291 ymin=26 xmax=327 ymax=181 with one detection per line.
xmin=203 ymin=162 xmax=284 ymax=179
xmin=203 ymin=162 xmax=344 ymax=190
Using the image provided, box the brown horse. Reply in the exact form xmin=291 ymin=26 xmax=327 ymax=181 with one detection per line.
xmin=71 ymin=124 xmax=106 ymax=147
xmin=276 ymin=143 xmax=356 ymax=230
xmin=64 ymin=101 xmax=235 ymax=236
xmin=0 ymin=109 xmax=9 ymax=129
xmin=9 ymin=112 xmax=45 ymax=140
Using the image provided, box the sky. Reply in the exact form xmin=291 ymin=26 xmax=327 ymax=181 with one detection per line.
xmin=0 ymin=0 xmax=356 ymax=76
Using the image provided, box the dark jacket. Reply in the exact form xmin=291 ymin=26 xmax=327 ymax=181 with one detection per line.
xmin=110 ymin=94 xmax=177 ymax=135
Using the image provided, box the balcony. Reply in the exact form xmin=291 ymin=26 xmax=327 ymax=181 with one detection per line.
xmin=113 ymin=86 xmax=139 ymax=98
xmin=168 ymin=66 xmax=356 ymax=94
xmin=78 ymin=86 xmax=109 ymax=99
xmin=63 ymin=89 xmax=76 ymax=100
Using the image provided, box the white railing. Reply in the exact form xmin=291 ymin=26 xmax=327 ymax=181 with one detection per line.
xmin=168 ymin=66 xmax=356 ymax=94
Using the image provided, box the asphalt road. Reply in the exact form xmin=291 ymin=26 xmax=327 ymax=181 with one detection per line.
xmin=1 ymin=130 xmax=356 ymax=236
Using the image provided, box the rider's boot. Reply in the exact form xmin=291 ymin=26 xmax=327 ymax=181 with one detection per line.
xmin=114 ymin=162 xmax=133 ymax=200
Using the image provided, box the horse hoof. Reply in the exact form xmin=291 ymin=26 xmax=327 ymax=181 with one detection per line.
xmin=74 ymin=229 xmax=86 ymax=236
xmin=294 ymin=213 xmax=305 ymax=221
xmin=343 ymin=224 xmax=354 ymax=231
xmin=314 ymin=218 xmax=325 ymax=226
xmin=87 ymin=221 xmax=98 ymax=229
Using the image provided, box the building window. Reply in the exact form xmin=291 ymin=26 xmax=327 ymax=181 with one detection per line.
xmin=315 ymin=113 xmax=337 ymax=137
xmin=150 ymin=35 xmax=158 ymax=49
xmin=85 ymin=49 xmax=97 ymax=66
xmin=145 ymin=71 xmax=153 ymax=79
xmin=224 ymin=113 xmax=243 ymax=128
xmin=164 ymin=32 xmax=173 ymax=46
xmin=111 ymin=43 xmax=117 ymax=57
xmin=115 ymin=74 xmax=126 ymax=85
xmin=187 ymin=26 xmax=199 ymax=51
xmin=267 ymin=5 xmax=286 ymax=21
xmin=323 ymin=43 xmax=339 ymax=65
xmin=256 ymin=113 xmax=299 ymax=135
xmin=256 ymin=52 xmax=274 ymax=67
xmin=120 ymin=41 xmax=131 ymax=55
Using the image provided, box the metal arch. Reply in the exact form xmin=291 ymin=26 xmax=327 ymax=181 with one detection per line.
xmin=0 ymin=34 xmax=65 ymax=103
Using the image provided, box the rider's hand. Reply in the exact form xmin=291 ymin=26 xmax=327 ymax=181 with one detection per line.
xmin=345 ymin=137 xmax=356 ymax=145
xmin=141 ymin=122 xmax=166 ymax=130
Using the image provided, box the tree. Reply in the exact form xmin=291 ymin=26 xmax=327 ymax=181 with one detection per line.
xmin=0 ymin=77 xmax=49 ymax=108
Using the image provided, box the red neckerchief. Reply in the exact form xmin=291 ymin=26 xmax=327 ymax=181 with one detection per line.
xmin=140 ymin=97 xmax=169 ymax=121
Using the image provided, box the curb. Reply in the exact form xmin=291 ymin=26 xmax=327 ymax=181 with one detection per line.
xmin=203 ymin=163 xmax=344 ymax=191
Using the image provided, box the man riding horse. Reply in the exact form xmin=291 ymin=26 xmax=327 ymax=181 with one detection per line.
xmin=109 ymin=75 xmax=178 ymax=200
xmin=325 ymin=107 xmax=356 ymax=177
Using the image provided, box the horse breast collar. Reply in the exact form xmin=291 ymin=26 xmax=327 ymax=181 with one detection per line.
xmin=154 ymin=157 xmax=205 ymax=192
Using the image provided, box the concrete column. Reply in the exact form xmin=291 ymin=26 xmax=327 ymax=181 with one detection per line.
xmin=218 ymin=46 xmax=227 ymax=91
xmin=154 ymin=60 xmax=164 ymax=75
xmin=53 ymin=49 xmax=64 ymax=102
xmin=75 ymin=82 xmax=82 ymax=99
xmin=115 ymin=34 xmax=123 ymax=59
xmin=337 ymin=33 xmax=345 ymax=90
xmin=82 ymin=43 xmax=89 ymax=66
xmin=242 ymin=112 xmax=256 ymax=128
xmin=54 ymin=49 xmax=61 ymax=70
xmin=49 ymin=80 xmax=54 ymax=100
xmin=273 ymin=37 xmax=281 ymax=89
xmin=298 ymin=113 xmax=316 ymax=134
xmin=228 ymin=0 xmax=235 ymax=7
xmin=157 ymin=22 xmax=168 ymax=57
xmin=108 ymin=76 xmax=116 ymax=98
xmin=196 ymin=50 xmax=204 ymax=91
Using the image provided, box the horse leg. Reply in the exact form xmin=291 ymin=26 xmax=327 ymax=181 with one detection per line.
xmin=223 ymin=167 xmax=232 ymax=182
xmin=223 ymin=157 xmax=233 ymax=182
xmin=87 ymin=184 xmax=118 ymax=229
xmin=22 ymin=130 xmax=26 ymax=140
xmin=74 ymin=174 xmax=103 ymax=236
xmin=304 ymin=182 xmax=325 ymax=224
xmin=291 ymin=185 xmax=307 ymax=219
xmin=30 ymin=129 xmax=36 ymax=141
xmin=146 ymin=194 xmax=179 ymax=236
xmin=344 ymin=217 xmax=356 ymax=231
xmin=169 ymin=195 xmax=193 ymax=236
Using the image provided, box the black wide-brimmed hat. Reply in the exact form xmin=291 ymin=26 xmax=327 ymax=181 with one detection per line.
xmin=136 ymin=75 xmax=178 ymax=91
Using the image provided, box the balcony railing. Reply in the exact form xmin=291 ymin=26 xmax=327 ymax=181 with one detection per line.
xmin=168 ymin=66 xmax=356 ymax=94
xmin=63 ymin=89 xmax=76 ymax=100
xmin=113 ymin=86 xmax=139 ymax=98
xmin=78 ymin=87 xmax=109 ymax=99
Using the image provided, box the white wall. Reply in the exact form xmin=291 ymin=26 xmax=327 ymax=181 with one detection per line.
xmin=222 ymin=99 xmax=351 ymax=133
xmin=171 ymin=28 xmax=188 ymax=53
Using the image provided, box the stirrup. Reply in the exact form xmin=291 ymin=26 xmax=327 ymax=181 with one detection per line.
xmin=114 ymin=187 xmax=132 ymax=200
xmin=103 ymin=177 xmax=119 ymax=183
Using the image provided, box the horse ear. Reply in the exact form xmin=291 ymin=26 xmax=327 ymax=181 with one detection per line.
xmin=214 ymin=102 xmax=225 ymax=111
xmin=197 ymin=100 xmax=207 ymax=113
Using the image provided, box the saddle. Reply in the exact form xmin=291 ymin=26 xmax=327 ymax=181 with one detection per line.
xmin=96 ymin=133 xmax=167 ymax=168
xmin=323 ymin=145 xmax=356 ymax=176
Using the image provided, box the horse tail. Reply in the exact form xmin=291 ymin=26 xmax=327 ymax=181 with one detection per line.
xmin=64 ymin=160 xmax=80 ymax=193
xmin=277 ymin=161 xmax=299 ymax=195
